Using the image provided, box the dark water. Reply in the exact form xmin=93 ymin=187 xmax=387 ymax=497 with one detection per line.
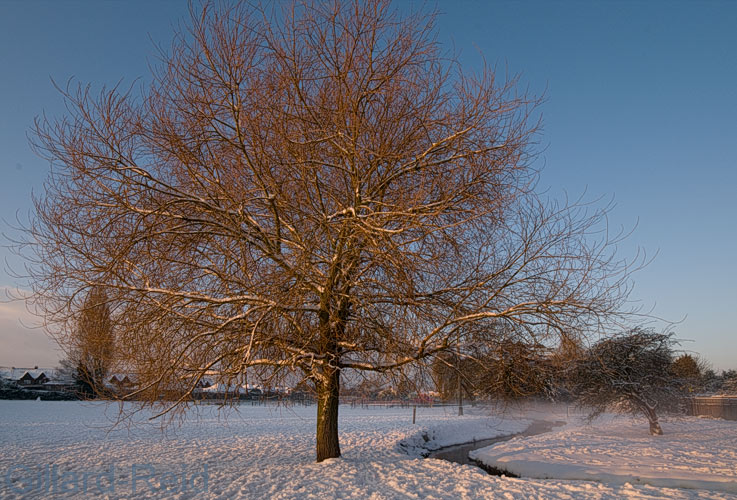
xmin=429 ymin=420 xmax=565 ymax=471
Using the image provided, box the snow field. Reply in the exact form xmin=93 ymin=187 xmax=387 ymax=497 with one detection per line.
xmin=1 ymin=400 xmax=735 ymax=499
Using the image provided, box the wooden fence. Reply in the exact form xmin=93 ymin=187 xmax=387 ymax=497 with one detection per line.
xmin=688 ymin=396 xmax=737 ymax=421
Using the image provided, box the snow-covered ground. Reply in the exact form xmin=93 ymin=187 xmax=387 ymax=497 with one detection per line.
xmin=0 ymin=400 xmax=735 ymax=499
xmin=471 ymin=414 xmax=737 ymax=495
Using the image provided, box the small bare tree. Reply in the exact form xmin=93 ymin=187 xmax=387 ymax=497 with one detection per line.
xmin=21 ymin=0 xmax=640 ymax=461
xmin=671 ymin=353 xmax=703 ymax=394
xmin=572 ymin=328 xmax=682 ymax=435
xmin=431 ymin=351 xmax=475 ymax=402
xmin=61 ymin=286 xmax=115 ymax=397
xmin=722 ymin=370 xmax=737 ymax=394
xmin=476 ymin=340 xmax=553 ymax=400
xmin=434 ymin=328 xmax=579 ymax=402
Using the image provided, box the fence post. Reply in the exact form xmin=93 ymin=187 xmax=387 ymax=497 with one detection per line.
xmin=412 ymin=405 xmax=417 ymax=425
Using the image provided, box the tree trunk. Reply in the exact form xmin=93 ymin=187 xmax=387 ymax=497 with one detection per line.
xmin=644 ymin=405 xmax=663 ymax=435
xmin=316 ymin=366 xmax=341 ymax=462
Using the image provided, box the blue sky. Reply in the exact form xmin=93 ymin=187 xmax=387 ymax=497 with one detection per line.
xmin=0 ymin=1 xmax=735 ymax=370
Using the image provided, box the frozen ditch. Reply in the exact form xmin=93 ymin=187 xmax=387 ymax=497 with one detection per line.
xmin=429 ymin=420 xmax=565 ymax=476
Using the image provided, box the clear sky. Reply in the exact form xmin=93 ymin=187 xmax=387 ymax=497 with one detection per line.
xmin=0 ymin=1 xmax=735 ymax=370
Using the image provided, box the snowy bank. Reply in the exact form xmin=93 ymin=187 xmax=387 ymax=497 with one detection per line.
xmin=470 ymin=414 xmax=737 ymax=494
xmin=397 ymin=415 xmax=530 ymax=457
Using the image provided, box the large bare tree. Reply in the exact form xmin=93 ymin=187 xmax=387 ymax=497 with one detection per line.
xmin=22 ymin=0 xmax=638 ymax=461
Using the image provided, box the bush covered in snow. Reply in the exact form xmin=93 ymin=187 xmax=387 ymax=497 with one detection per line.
xmin=571 ymin=328 xmax=684 ymax=435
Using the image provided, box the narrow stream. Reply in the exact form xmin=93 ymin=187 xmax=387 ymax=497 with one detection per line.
xmin=429 ymin=420 xmax=565 ymax=475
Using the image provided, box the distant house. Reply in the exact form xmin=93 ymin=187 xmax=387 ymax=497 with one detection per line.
xmin=0 ymin=367 xmax=70 ymax=388
xmin=18 ymin=372 xmax=36 ymax=385
xmin=1 ymin=367 xmax=71 ymax=389
xmin=109 ymin=374 xmax=130 ymax=386
xmin=17 ymin=371 xmax=49 ymax=386
xmin=196 ymin=378 xmax=213 ymax=389
xmin=108 ymin=374 xmax=136 ymax=391
xmin=0 ymin=366 xmax=76 ymax=400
